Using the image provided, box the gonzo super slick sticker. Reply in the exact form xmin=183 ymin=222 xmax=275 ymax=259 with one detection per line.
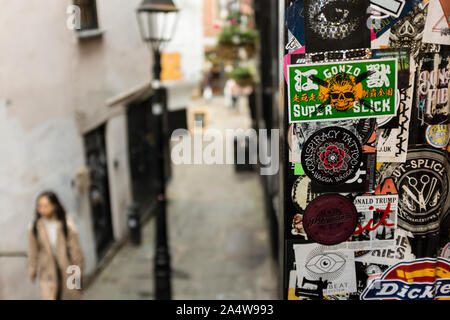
xmin=288 ymin=58 xmax=398 ymax=122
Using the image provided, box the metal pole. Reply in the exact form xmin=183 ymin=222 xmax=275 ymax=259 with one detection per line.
xmin=152 ymin=49 xmax=172 ymax=300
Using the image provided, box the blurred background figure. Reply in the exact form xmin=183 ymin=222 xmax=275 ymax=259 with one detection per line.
xmin=28 ymin=191 xmax=84 ymax=300
xmin=224 ymin=77 xmax=240 ymax=109
xmin=203 ymin=70 xmax=214 ymax=102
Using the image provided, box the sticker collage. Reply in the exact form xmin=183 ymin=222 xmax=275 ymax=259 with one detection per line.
xmin=284 ymin=0 xmax=450 ymax=300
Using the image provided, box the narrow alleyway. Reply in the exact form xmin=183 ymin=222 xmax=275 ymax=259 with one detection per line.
xmin=84 ymin=97 xmax=278 ymax=300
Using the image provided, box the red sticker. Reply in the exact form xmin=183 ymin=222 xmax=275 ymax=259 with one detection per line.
xmin=303 ymin=194 xmax=358 ymax=245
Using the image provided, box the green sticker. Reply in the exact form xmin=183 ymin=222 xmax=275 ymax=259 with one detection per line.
xmin=287 ymin=58 xmax=398 ymax=122
xmin=294 ymin=163 xmax=305 ymax=176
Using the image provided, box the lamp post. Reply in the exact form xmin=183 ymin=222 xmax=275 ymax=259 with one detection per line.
xmin=136 ymin=0 xmax=179 ymax=300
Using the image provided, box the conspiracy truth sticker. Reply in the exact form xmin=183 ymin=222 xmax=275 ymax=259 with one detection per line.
xmin=289 ymin=118 xmax=376 ymax=163
xmin=303 ymin=194 xmax=358 ymax=245
xmin=301 ymin=127 xmax=363 ymax=185
xmin=287 ymin=58 xmax=398 ymax=122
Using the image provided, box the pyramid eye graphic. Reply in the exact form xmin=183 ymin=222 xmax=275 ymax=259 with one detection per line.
xmin=306 ymin=253 xmax=345 ymax=274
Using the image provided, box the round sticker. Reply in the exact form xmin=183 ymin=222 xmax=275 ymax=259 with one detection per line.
xmin=303 ymin=194 xmax=358 ymax=245
xmin=441 ymin=242 xmax=450 ymax=259
xmin=301 ymin=126 xmax=363 ymax=185
xmin=378 ymin=148 xmax=450 ymax=235
xmin=426 ymin=124 xmax=449 ymax=149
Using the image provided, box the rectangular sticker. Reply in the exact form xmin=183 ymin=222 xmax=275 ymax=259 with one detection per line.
xmin=416 ymin=52 xmax=450 ymax=126
xmin=371 ymin=0 xmax=405 ymax=17
xmin=288 ymin=58 xmax=398 ymax=123
xmin=356 ymin=229 xmax=416 ymax=266
xmin=326 ymin=195 xmax=399 ymax=251
xmin=372 ymin=49 xmax=415 ymax=162
xmin=293 ymin=243 xmax=357 ymax=297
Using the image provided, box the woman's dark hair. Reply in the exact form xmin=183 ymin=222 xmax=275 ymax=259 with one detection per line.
xmin=33 ymin=191 xmax=68 ymax=238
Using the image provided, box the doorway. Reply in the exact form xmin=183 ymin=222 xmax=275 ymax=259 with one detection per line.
xmin=127 ymin=97 xmax=159 ymax=216
xmin=84 ymin=125 xmax=115 ymax=260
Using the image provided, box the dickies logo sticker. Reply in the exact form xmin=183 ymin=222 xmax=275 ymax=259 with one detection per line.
xmin=361 ymin=258 xmax=450 ymax=300
xmin=301 ymin=127 xmax=363 ymax=186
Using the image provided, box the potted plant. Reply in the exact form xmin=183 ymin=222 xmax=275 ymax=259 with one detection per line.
xmin=239 ymin=28 xmax=258 ymax=58
xmin=229 ymin=66 xmax=254 ymax=87
xmin=217 ymin=25 xmax=241 ymax=60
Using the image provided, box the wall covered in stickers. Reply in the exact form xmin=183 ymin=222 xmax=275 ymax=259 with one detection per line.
xmin=282 ymin=0 xmax=450 ymax=300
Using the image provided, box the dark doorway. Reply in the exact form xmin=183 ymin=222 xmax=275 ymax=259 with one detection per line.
xmin=127 ymin=97 xmax=159 ymax=216
xmin=84 ymin=125 xmax=115 ymax=260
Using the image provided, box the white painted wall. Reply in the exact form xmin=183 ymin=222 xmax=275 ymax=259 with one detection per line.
xmin=169 ymin=0 xmax=205 ymax=83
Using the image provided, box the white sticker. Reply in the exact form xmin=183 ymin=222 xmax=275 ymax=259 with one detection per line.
xmin=293 ymin=243 xmax=357 ymax=296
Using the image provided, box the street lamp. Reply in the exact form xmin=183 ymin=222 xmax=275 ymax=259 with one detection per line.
xmin=137 ymin=0 xmax=179 ymax=81
xmin=136 ymin=0 xmax=179 ymax=300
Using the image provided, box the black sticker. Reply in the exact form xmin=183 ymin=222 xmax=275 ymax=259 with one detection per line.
xmin=311 ymin=153 xmax=376 ymax=193
xmin=388 ymin=4 xmax=439 ymax=63
xmin=303 ymin=0 xmax=370 ymax=53
xmin=293 ymin=118 xmax=376 ymax=150
xmin=378 ymin=148 xmax=450 ymax=235
xmin=301 ymin=126 xmax=363 ymax=186
xmin=416 ymin=51 xmax=450 ymax=126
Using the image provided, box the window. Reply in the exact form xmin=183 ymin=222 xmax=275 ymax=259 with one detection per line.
xmin=74 ymin=0 xmax=99 ymax=30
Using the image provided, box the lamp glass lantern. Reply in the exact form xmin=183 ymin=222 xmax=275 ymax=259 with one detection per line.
xmin=136 ymin=0 xmax=179 ymax=52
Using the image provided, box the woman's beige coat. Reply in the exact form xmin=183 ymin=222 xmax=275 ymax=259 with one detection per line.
xmin=27 ymin=217 xmax=84 ymax=300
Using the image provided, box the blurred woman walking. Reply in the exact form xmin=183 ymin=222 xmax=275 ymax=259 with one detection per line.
xmin=28 ymin=191 xmax=84 ymax=300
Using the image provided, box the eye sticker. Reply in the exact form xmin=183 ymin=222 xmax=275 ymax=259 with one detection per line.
xmin=306 ymin=253 xmax=346 ymax=274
